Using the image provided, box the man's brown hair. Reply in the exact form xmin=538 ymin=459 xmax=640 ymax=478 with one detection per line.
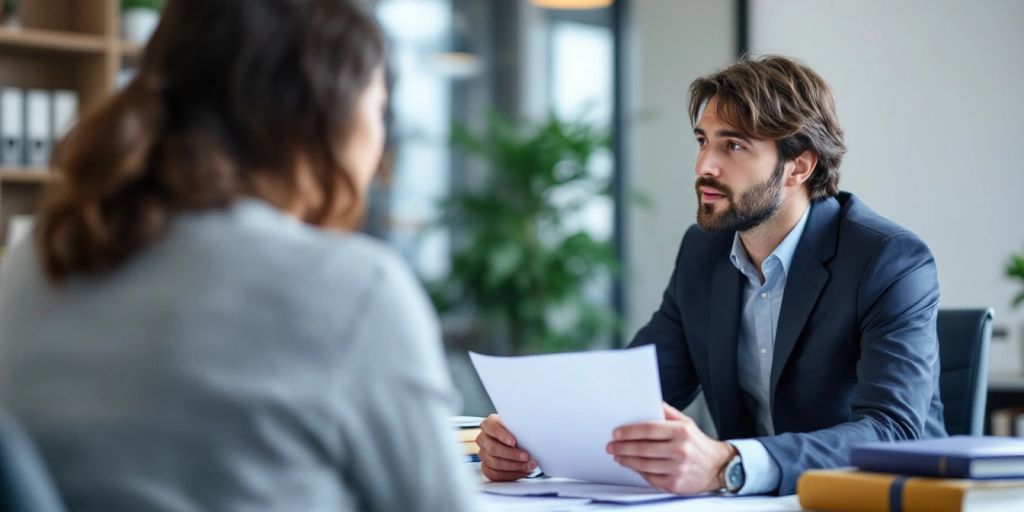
xmin=688 ymin=55 xmax=846 ymax=200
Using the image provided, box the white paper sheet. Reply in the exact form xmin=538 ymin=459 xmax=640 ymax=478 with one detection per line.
xmin=470 ymin=345 xmax=663 ymax=487
xmin=584 ymin=494 xmax=803 ymax=511
xmin=482 ymin=478 xmax=684 ymax=504
xmin=478 ymin=492 xmax=592 ymax=511
xmin=482 ymin=480 xmax=802 ymax=511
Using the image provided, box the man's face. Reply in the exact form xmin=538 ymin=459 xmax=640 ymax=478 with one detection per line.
xmin=693 ymin=97 xmax=785 ymax=233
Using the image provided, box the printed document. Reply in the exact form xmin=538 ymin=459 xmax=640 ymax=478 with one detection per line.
xmin=470 ymin=345 xmax=663 ymax=487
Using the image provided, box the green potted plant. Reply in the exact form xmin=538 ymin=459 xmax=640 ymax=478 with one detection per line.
xmin=2 ymin=0 xmax=21 ymax=27
xmin=121 ymin=0 xmax=164 ymax=44
xmin=430 ymin=111 xmax=620 ymax=355
xmin=1008 ymin=249 xmax=1024 ymax=309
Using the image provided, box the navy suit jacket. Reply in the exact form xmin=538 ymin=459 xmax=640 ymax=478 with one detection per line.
xmin=628 ymin=192 xmax=947 ymax=494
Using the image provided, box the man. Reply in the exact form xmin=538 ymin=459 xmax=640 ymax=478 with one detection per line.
xmin=476 ymin=55 xmax=946 ymax=496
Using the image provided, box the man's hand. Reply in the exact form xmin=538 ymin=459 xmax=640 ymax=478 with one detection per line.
xmin=476 ymin=414 xmax=538 ymax=482
xmin=606 ymin=402 xmax=736 ymax=494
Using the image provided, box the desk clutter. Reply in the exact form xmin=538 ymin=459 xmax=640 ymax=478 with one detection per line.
xmin=450 ymin=415 xmax=483 ymax=463
xmin=797 ymin=436 xmax=1024 ymax=512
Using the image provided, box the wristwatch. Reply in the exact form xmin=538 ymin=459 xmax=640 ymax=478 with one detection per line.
xmin=721 ymin=452 xmax=745 ymax=494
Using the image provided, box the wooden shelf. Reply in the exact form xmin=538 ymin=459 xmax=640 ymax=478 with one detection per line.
xmin=0 ymin=26 xmax=110 ymax=55
xmin=0 ymin=168 xmax=58 ymax=184
xmin=119 ymin=40 xmax=143 ymax=59
xmin=0 ymin=0 xmax=119 ymax=246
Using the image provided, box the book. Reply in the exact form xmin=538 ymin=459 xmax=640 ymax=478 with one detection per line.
xmin=449 ymin=415 xmax=485 ymax=429
xmin=851 ymin=436 xmax=1024 ymax=479
xmin=25 ymin=89 xmax=51 ymax=167
xmin=51 ymin=90 xmax=79 ymax=142
xmin=462 ymin=441 xmax=480 ymax=455
xmin=798 ymin=468 xmax=1024 ymax=512
xmin=457 ymin=427 xmax=481 ymax=443
xmin=450 ymin=416 xmax=484 ymax=463
xmin=1 ymin=88 xmax=24 ymax=166
xmin=6 ymin=214 xmax=34 ymax=247
xmin=990 ymin=406 xmax=1024 ymax=437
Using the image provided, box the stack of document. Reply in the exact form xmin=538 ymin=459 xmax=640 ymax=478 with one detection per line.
xmin=450 ymin=415 xmax=484 ymax=463
xmin=483 ymin=477 xmax=683 ymax=505
xmin=480 ymin=479 xmax=803 ymax=510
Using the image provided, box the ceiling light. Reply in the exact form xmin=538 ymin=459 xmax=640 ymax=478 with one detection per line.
xmin=530 ymin=0 xmax=613 ymax=10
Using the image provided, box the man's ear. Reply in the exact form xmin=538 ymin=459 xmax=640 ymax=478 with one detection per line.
xmin=785 ymin=150 xmax=818 ymax=187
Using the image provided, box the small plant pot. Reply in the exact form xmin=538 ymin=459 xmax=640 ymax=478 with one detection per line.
xmin=121 ymin=7 xmax=159 ymax=45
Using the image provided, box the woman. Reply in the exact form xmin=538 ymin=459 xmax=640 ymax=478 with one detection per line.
xmin=0 ymin=0 xmax=476 ymax=510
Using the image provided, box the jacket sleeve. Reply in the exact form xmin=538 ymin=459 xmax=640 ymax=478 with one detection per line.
xmin=758 ymin=232 xmax=943 ymax=494
xmin=628 ymin=228 xmax=702 ymax=410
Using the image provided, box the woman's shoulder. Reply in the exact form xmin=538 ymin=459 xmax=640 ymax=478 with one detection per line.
xmin=185 ymin=199 xmax=406 ymax=279
xmin=230 ymin=201 xmax=425 ymax=307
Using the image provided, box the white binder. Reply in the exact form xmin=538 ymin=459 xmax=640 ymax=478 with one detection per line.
xmin=1 ymin=87 xmax=24 ymax=166
xmin=25 ymin=89 xmax=52 ymax=168
xmin=6 ymin=214 xmax=35 ymax=247
xmin=52 ymin=89 xmax=79 ymax=142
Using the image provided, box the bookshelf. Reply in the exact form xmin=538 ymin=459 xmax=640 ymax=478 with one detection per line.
xmin=0 ymin=0 xmax=141 ymax=245
xmin=986 ymin=373 xmax=1024 ymax=435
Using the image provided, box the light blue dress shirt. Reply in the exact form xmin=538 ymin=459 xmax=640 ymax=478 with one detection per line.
xmin=726 ymin=205 xmax=810 ymax=495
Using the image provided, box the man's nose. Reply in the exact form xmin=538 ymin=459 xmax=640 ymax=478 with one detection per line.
xmin=695 ymin=150 xmax=720 ymax=178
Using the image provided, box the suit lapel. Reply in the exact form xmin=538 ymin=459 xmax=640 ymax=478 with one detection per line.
xmin=708 ymin=255 xmax=752 ymax=438
xmin=769 ymin=197 xmax=840 ymax=401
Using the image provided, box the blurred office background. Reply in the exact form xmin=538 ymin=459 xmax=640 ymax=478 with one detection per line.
xmin=372 ymin=0 xmax=1024 ymax=421
xmin=0 ymin=0 xmax=1022 ymax=425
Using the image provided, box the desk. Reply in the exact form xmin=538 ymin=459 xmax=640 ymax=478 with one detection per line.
xmin=478 ymin=488 xmax=802 ymax=511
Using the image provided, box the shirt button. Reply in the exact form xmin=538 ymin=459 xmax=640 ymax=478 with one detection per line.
xmin=760 ymin=348 xmax=768 ymax=355
xmin=760 ymin=292 xmax=768 ymax=299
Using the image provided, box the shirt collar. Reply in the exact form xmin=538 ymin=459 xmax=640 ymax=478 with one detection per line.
xmin=729 ymin=204 xmax=811 ymax=281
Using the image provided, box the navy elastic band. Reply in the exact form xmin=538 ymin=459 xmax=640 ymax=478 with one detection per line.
xmin=889 ymin=476 xmax=908 ymax=512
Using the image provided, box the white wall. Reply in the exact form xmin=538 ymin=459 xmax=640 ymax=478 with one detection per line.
xmin=750 ymin=0 xmax=1024 ymax=373
xmin=626 ymin=0 xmax=738 ymax=433
xmin=626 ymin=0 xmax=736 ymax=336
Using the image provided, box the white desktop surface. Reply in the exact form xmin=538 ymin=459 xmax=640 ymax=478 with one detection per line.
xmin=478 ymin=490 xmax=802 ymax=511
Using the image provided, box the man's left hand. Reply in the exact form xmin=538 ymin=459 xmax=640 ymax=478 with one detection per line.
xmin=606 ymin=402 xmax=736 ymax=494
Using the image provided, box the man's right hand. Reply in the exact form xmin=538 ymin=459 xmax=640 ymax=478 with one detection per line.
xmin=477 ymin=413 xmax=538 ymax=482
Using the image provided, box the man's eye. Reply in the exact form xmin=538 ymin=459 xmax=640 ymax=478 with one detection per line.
xmin=696 ymin=137 xmax=707 ymax=147
xmin=728 ymin=141 xmax=743 ymax=151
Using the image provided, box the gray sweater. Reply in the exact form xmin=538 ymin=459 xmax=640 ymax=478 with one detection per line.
xmin=0 ymin=199 xmax=477 ymax=511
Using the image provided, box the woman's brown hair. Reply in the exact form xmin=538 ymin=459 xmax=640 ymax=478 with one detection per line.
xmin=688 ymin=55 xmax=846 ymax=200
xmin=38 ymin=0 xmax=386 ymax=283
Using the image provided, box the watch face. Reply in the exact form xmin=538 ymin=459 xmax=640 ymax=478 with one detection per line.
xmin=726 ymin=458 xmax=745 ymax=491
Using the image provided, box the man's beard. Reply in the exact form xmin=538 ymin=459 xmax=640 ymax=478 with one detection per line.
xmin=695 ymin=160 xmax=785 ymax=233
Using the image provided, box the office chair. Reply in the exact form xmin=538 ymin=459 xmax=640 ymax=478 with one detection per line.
xmin=937 ymin=308 xmax=994 ymax=436
xmin=0 ymin=409 xmax=65 ymax=512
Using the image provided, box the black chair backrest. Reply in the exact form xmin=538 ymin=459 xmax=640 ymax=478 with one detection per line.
xmin=0 ymin=409 xmax=65 ymax=512
xmin=937 ymin=308 xmax=993 ymax=436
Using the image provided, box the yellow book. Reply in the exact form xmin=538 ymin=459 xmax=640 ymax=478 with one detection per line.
xmin=798 ymin=468 xmax=1024 ymax=512
xmin=462 ymin=441 xmax=480 ymax=455
xmin=456 ymin=428 xmax=481 ymax=443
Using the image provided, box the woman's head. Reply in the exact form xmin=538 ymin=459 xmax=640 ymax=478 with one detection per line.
xmin=38 ymin=0 xmax=387 ymax=283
